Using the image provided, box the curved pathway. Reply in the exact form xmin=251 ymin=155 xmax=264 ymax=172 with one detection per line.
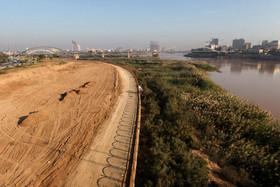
xmin=66 ymin=64 xmax=139 ymax=187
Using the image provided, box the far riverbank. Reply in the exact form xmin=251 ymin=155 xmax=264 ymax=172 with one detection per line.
xmin=185 ymin=51 xmax=280 ymax=61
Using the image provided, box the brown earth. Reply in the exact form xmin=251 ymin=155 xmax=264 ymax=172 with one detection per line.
xmin=65 ymin=65 xmax=138 ymax=186
xmin=191 ymin=150 xmax=237 ymax=187
xmin=0 ymin=60 xmax=122 ymax=186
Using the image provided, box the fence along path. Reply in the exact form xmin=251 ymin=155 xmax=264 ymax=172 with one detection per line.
xmin=65 ymin=62 xmax=141 ymax=187
xmin=97 ymin=65 xmax=139 ymax=186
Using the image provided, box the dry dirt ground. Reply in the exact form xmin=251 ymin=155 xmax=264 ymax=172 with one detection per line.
xmin=0 ymin=60 xmax=136 ymax=186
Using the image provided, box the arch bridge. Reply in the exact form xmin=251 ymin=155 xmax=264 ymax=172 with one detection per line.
xmin=21 ymin=46 xmax=66 ymax=55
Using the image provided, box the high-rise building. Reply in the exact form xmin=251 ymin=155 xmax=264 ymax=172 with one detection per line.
xmin=150 ymin=41 xmax=160 ymax=52
xmin=232 ymin=39 xmax=245 ymax=50
xmin=262 ymin=40 xmax=280 ymax=50
xmin=211 ymin=38 xmax=219 ymax=46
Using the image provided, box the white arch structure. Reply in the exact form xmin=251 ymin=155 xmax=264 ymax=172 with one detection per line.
xmin=21 ymin=46 xmax=65 ymax=55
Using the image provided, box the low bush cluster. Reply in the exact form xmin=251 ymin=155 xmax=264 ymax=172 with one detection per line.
xmin=185 ymin=90 xmax=280 ymax=186
xmin=136 ymin=76 xmax=209 ymax=186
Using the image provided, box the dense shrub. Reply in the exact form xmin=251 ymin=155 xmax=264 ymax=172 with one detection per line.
xmin=185 ymin=90 xmax=280 ymax=186
xmin=136 ymin=76 xmax=209 ymax=186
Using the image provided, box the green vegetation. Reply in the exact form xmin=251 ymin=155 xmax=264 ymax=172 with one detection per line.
xmin=186 ymin=90 xmax=279 ymax=186
xmin=83 ymin=57 xmax=280 ymax=186
xmin=0 ymin=52 xmax=8 ymax=64
xmin=38 ymin=54 xmax=46 ymax=61
xmin=135 ymin=74 xmax=209 ymax=186
xmin=52 ymin=54 xmax=60 ymax=58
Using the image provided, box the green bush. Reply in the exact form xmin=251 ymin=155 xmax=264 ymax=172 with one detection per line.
xmin=136 ymin=75 xmax=209 ymax=186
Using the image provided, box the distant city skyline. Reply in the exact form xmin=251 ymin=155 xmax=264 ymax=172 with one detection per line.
xmin=1 ymin=0 xmax=280 ymax=51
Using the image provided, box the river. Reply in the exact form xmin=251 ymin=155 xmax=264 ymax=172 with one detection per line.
xmin=159 ymin=53 xmax=280 ymax=120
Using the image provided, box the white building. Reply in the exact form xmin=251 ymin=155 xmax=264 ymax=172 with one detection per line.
xmin=262 ymin=40 xmax=280 ymax=50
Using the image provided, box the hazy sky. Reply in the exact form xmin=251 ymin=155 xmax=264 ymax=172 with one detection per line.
xmin=1 ymin=0 xmax=280 ymax=51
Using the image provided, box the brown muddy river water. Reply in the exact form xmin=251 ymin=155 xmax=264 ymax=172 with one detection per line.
xmin=160 ymin=53 xmax=280 ymax=120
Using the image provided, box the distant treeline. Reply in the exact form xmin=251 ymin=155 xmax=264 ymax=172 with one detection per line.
xmin=88 ymin=57 xmax=280 ymax=186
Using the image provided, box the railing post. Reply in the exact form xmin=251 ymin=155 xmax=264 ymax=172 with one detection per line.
xmin=101 ymin=61 xmax=141 ymax=187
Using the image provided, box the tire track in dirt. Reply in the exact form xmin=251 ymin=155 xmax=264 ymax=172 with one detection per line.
xmin=30 ymin=66 xmax=118 ymax=186
xmin=65 ymin=64 xmax=138 ymax=187
xmin=0 ymin=61 xmax=120 ymax=186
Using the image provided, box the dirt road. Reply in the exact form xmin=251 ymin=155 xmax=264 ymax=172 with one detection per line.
xmin=0 ymin=60 xmax=137 ymax=186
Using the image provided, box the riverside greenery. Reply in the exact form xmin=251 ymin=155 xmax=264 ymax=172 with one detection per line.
xmin=81 ymin=57 xmax=279 ymax=186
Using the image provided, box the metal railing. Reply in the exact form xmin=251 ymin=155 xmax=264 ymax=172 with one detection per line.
xmin=101 ymin=61 xmax=141 ymax=187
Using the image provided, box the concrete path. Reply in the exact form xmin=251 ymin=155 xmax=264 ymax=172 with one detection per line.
xmin=66 ymin=64 xmax=139 ymax=187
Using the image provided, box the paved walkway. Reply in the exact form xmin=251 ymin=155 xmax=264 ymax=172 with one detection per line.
xmin=66 ymin=65 xmax=139 ymax=187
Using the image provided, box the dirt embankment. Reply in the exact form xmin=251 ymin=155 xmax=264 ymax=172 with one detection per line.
xmin=0 ymin=60 xmax=120 ymax=186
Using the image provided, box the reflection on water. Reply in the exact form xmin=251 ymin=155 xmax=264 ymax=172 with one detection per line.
xmin=200 ymin=58 xmax=280 ymax=120
xmin=205 ymin=58 xmax=280 ymax=76
xmin=159 ymin=53 xmax=192 ymax=60
xmin=159 ymin=53 xmax=280 ymax=120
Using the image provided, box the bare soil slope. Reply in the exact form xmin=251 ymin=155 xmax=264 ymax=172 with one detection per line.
xmin=0 ymin=60 xmax=120 ymax=186
xmin=65 ymin=65 xmax=138 ymax=187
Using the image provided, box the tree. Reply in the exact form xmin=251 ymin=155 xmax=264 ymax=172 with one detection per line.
xmin=38 ymin=54 xmax=46 ymax=61
xmin=0 ymin=53 xmax=8 ymax=64
xmin=53 ymin=54 xmax=60 ymax=58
